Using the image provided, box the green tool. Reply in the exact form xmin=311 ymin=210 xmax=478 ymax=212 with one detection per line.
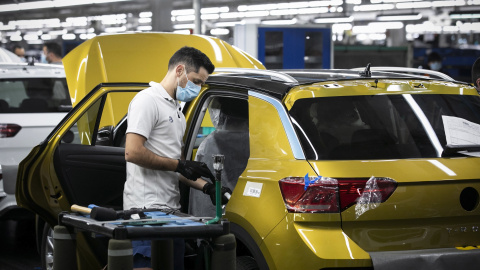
xmin=206 ymin=154 xmax=225 ymax=225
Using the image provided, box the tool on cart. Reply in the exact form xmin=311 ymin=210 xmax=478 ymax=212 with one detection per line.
xmin=206 ymin=154 xmax=226 ymax=225
xmin=71 ymin=204 xmax=154 ymax=221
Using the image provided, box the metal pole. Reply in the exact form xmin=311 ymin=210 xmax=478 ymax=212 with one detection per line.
xmin=193 ymin=0 xmax=202 ymax=34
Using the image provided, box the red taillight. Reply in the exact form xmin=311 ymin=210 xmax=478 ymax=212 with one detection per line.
xmin=279 ymin=176 xmax=397 ymax=213
xmin=0 ymin=124 xmax=22 ymax=138
xmin=279 ymin=176 xmax=339 ymax=213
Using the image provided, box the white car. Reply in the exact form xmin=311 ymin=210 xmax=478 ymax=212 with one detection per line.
xmin=0 ymin=63 xmax=70 ymax=220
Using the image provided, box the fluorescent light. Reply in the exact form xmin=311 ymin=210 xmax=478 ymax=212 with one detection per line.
xmin=369 ymin=21 xmax=404 ymax=29
xmin=0 ymin=0 xmax=131 ymax=12
xmin=176 ymin=15 xmax=195 ymax=21
xmin=62 ymin=33 xmax=76 ymax=40
xmin=371 ymin=0 xmax=423 ymax=2
xmin=139 ymin=12 xmax=152 ymax=18
xmin=406 ymin=22 xmax=443 ymax=33
xmin=0 ymin=4 xmax=19 ymax=12
xmin=346 ymin=0 xmax=361 ymax=4
xmin=210 ymin=28 xmax=230 ymax=35
xmin=353 ymin=25 xmax=386 ymax=33
xmin=24 ymin=34 xmax=39 ymax=41
xmin=443 ymin=25 xmax=459 ymax=32
xmin=138 ymin=17 xmax=152 ymax=23
xmin=332 ymin=23 xmax=353 ymax=33
xmin=41 ymin=34 xmax=52 ymax=40
xmin=450 ymin=13 xmax=480 ymax=19
xmin=354 ymin=4 xmax=395 ymax=11
xmin=10 ymin=35 xmax=22 ymax=41
xmin=137 ymin=25 xmax=152 ymax=31
xmin=238 ymin=4 xmax=278 ymax=11
xmin=201 ymin=14 xmax=220 ymax=20
xmin=270 ymin=7 xmax=329 ymax=16
xmin=261 ymin=18 xmax=298 ymax=25
xmin=18 ymin=1 xmax=54 ymax=10
xmin=396 ymin=2 xmax=432 ymax=8
xmin=432 ymin=0 xmax=466 ymax=7
xmin=202 ymin=7 xmax=229 ymax=14
xmin=314 ymin=16 xmax=354 ymax=23
xmin=173 ymin=30 xmax=191 ymax=34
xmin=173 ymin=23 xmax=195 ymax=29
xmin=377 ymin=14 xmax=422 ymax=21
xmin=215 ymin=21 xmax=244 ymax=27
xmin=49 ymin=29 xmax=67 ymax=35
xmin=220 ymin=11 xmax=269 ymax=19
xmin=172 ymin=9 xmax=194 ymax=16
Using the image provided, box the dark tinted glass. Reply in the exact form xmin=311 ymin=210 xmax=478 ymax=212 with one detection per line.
xmin=0 ymin=78 xmax=70 ymax=113
xmin=289 ymin=94 xmax=480 ymax=160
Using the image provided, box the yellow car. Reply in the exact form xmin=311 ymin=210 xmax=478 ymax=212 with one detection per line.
xmin=17 ymin=33 xmax=480 ymax=270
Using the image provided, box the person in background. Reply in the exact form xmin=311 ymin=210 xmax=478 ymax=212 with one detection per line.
xmin=12 ymin=45 xmax=26 ymax=62
xmin=42 ymin=42 xmax=62 ymax=64
xmin=472 ymin=57 xmax=480 ymax=93
xmin=426 ymin=51 xmax=444 ymax=72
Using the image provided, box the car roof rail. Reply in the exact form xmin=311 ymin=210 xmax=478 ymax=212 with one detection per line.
xmin=350 ymin=66 xmax=454 ymax=81
xmin=214 ymin=68 xmax=298 ymax=83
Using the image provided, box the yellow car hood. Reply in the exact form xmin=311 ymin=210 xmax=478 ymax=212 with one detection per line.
xmin=63 ymin=32 xmax=265 ymax=106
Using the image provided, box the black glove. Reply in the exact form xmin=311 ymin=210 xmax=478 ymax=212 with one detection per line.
xmin=203 ymin=182 xmax=232 ymax=206
xmin=175 ymin=160 xmax=215 ymax=181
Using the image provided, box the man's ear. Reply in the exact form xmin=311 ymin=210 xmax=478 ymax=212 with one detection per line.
xmin=175 ymin=64 xmax=185 ymax=77
xmin=476 ymin=78 xmax=480 ymax=88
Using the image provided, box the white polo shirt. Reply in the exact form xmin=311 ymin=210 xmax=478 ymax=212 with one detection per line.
xmin=123 ymin=81 xmax=186 ymax=210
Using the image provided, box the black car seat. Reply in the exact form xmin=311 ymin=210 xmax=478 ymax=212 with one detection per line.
xmin=0 ymin=99 xmax=9 ymax=113
xmin=188 ymin=97 xmax=249 ymax=218
xmin=20 ymin=78 xmax=53 ymax=112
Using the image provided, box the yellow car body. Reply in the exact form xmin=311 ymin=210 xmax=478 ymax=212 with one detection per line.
xmin=16 ymin=33 xmax=480 ymax=270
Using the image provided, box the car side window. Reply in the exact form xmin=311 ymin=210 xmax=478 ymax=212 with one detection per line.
xmin=62 ymin=91 xmax=136 ymax=146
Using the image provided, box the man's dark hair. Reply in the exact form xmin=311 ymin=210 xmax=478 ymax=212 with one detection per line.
xmin=472 ymin=57 xmax=480 ymax=88
xmin=43 ymin=42 xmax=62 ymax=58
xmin=12 ymin=44 xmax=23 ymax=51
xmin=168 ymin=46 xmax=215 ymax=74
xmin=427 ymin=51 xmax=442 ymax=63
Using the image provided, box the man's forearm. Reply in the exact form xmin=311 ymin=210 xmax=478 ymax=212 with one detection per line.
xmin=125 ymin=144 xmax=178 ymax=171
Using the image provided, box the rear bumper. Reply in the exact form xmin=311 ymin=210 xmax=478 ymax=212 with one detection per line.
xmin=369 ymin=247 xmax=480 ymax=270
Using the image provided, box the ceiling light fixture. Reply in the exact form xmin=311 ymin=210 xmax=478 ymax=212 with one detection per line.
xmin=377 ymin=13 xmax=423 ymax=21
xmin=450 ymin=12 xmax=480 ymax=19
xmin=261 ymin=18 xmax=298 ymax=25
xmin=314 ymin=16 xmax=354 ymax=23
xmin=354 ymin=4 xmax=395 ymax=11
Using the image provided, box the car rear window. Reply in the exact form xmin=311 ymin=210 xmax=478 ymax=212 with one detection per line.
xmin=0 ymin=78 xmax=70 ymax=113
xmin=289 ymin=94 xmax=480 ymax=160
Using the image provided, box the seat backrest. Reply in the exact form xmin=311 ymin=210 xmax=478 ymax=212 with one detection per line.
xmin=0 ymin=99 xmax=9 ymax=113
xmin=20 ymin=98 xmax=49 ymax=112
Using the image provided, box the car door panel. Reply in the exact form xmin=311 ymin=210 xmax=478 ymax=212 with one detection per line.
xmin=54 ymin=143 xmax=126 ymax=209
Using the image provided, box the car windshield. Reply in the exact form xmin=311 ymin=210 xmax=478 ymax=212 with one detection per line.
xmin=0 ymin=78 xmax=70 ymax=113
xmin=289 ymin=94 xmax=480 ymax=160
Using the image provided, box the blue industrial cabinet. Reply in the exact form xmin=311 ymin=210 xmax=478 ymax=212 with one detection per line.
xmin=257 ymin=27 xmax=332 ymax=69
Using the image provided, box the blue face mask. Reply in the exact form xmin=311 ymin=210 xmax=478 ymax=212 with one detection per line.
xmin=40 ymin=54 xmax=48 ymax=64
xmin=430 ymin=61 xmax=442 ymax=71
xmin=176 ymin=70 xmax=201 ymax=102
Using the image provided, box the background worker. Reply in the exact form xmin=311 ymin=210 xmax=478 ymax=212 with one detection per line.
xmin=472 ymin=57 xmax=480 ymax=93
xmin=124 ymin=46 xmax=231 ymax=270
xmin=42 ymin=42 xmax=63 ymax=64
xmin=12 ymin=44 xmax=26 ymax=62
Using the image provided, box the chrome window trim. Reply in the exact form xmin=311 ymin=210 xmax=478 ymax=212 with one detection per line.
xmin=248 ymin=90 xmax=305 ymax=160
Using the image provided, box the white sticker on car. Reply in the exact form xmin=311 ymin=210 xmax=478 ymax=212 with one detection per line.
xmin=243 ymin=181 xmax=263 ymax=198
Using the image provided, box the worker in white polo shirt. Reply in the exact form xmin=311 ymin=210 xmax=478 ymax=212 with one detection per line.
xmin=123 ymin=46 xmax=231 ymax=270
